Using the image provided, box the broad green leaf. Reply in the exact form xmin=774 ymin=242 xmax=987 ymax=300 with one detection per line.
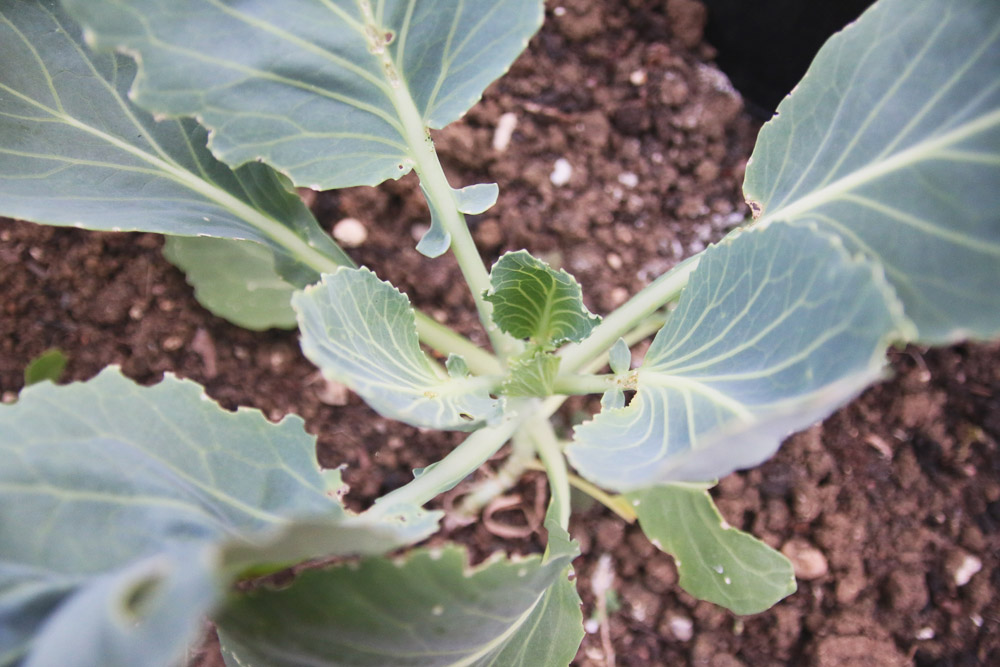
xmin=22 ymin=348 xmax=67 ymax=386
xmin=485 ymin=251 xmax=601 ymax=348
xmin=628 ymin=485 xmax=795 ymax=615
xmin=294 ymin=268 xmax=501 ymax=430
xmin=163 ymin=236 xmax=298 ymax=330
xmin=745 ymin=0 xmax=1000 ymax=344
xmin=502 ymin=353 xmax=561 ymax=397
xmin=62 ymin=0 xmax=544 ymax=191
xmin=0 ymin=0 xmax=349 ymax=286
xmin=217 ymin=503 xmax=582 ymax=667
xmin=0 ymin=368 xmax=438 ymax=666
xmin=567 ymin=223 xmax=907 ymax=491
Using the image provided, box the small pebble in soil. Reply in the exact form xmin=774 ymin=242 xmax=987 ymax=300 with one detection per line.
xmin=332 ymin=218 xmax=368 ymax=247
xmin=162 ymin=335 xmax=185 ymax=351
xmin=492 ymin=112 xmax=518 ymax=152
xmin=949 ymin=551 xmax=982 ymax=586
xmin=617 ymin=171 xmax=639 ymax=188
xmin=550 ymin=158 xmax=573 ymax=186
xmin=314 ymin=376 xmax=350 ymax=406
xmin=410 ymin=223 xmax=429 ymax=243
xmin=781 ymin=538 xmax=829 ymax=580
xmin=667 ymin=613 xmax=694 ymax=641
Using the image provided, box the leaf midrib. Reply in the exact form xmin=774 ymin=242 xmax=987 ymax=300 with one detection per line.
xmin=0 ymin=77 xmax=341 ymax=275
xmin=756 ymin=108 xmax=1000 ymax=227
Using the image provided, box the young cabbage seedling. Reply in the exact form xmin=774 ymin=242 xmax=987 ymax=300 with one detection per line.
xmin=1 ymin=0 xmax=998 ymax=664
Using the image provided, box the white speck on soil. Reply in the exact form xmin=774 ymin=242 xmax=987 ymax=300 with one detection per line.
xmin=332 ymin=217 xmax=368 ymax=247
xmin=550 ymin=158 xmax=573 ymax=186
xmin=668 ymin=614 xmax=694 ymax=641
xmin=617 ymin=171 xmax=639 ymax=188
xmin=952 ymin=553 xmax=982 ymax=586
xmin=781 ymin=539 xmax=829 ymax=580
xmin=410 ymin=223 xmax=429 ymax=242
xmin=492 ymin=112 xmax=518 ymax=152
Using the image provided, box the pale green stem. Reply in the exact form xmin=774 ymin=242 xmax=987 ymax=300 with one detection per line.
xmin=454 ymin=430 xmax=535 ymax=517
xmin=559 ymin=255 xmax=700 ymax=372
xmin=414 ymin=313 xmax=502 ymax=376
xmin=530 ymin=419 xmax=571 ymax=530
xmin=552 ymin=373 xmax=616 ymax=396
xmin=367 ymin=407 xmax=524 ymax=515
xmin=381 ymin=64 xmax=518 ymax=361
xmin=523 ymin=461 xmax=637 ymax=523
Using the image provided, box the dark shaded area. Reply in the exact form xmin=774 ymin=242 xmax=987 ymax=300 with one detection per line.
xmin=703 ymin=0 xmax=874 ymax=115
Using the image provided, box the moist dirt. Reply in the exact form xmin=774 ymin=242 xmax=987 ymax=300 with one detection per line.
xmin=1 ymin=1 xmax=997 ymax=665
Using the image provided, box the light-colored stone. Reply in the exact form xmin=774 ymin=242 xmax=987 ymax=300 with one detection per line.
xmin=781 ymin=539 xmax=829 ymax=580
xmin=332 ymin=217 xmax=368 ymax=247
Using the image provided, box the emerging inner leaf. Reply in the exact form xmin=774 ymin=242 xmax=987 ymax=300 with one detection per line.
xmin=485 ymin=250 xmax=601 ymax=349
xmin=502 ymin=353 xmax=561 ymax=397
xmin=294 ymin=268 xmax=500 ymax=430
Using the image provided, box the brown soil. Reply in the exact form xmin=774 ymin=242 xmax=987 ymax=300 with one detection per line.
xmin=2 ymin=1 xmax=998 ymax=665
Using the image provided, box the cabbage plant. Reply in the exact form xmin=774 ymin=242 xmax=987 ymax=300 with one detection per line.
xmin=1 ymin=0 xmax=998 ymax=664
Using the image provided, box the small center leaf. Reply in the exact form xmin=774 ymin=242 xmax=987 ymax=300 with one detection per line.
xmin=484 ymin=250 xmax=601 ymax=348
xmin=502 ymin=353 xmax=562 ymax=397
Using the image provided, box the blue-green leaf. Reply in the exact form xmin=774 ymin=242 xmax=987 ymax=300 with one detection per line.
xmin=567 ymin=223 xmax=907 ymax=490
xmin=485 ymin=251 xmax=601 ymax=348
xmin=218 ymin=500 xmax=582 ymax=667
xmin=454 ymin=183 xmax=500 ymax=214
xmin=294 ymin=268 xmax=501 ymax=430
xmin=62 ymin=0 xmax=544 ymax=191
xmin=162 ymin=237 xmax=298 ymax=331
xmin=0 ymin=0 xmax=349 ymax=283
xmin=0 ymin=369 xmax=438 ymax=667
xmin=745 ymin=0 xmax=1000 ymax=343
xmin=628 ymin=485 xmax=795 ymax=615
xmin=608 ymin=338 xmax=631 ymax=376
